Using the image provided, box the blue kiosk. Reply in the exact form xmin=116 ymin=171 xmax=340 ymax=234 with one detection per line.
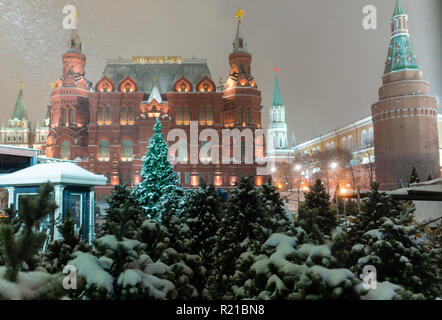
xmin=0 ymin=162 xmax=106 ymax=243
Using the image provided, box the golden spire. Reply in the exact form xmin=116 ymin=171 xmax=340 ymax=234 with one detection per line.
xmin=19 ymin=81 xmax=24 ymax=89
xmin=235 ymin=9 xmax=244 ymax=23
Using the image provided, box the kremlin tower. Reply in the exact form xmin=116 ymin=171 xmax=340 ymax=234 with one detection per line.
xmin=267 ymin=68 xmax=294 ymax=162
xmin=371 ymin=0 xmax=440 ymax=189
xmin=46 ymin=27 xmax=92 ymax=161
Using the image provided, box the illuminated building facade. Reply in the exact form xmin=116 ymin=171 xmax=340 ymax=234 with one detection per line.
xmin=44 ymin=11 xmax=267 ymax=199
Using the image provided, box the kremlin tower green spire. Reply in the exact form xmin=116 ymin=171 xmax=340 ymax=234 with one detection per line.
xmin=12 ymin=82 xmax=28 ymax=120
xmin=268 ymin=67 xmax=291 ymax=151
xmin=393 ymin=0 xmax=404 ymax=16
xmin=272 ymin=72 xmax=283 ymax=107
xmin=384 ymin=0 xmax=418 ymax=74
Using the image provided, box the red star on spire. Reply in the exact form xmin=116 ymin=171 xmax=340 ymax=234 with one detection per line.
xmin=274 ymin=67 xmax=278 ymax=73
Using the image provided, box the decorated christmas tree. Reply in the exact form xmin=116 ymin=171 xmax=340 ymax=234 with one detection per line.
xmin=134 ymin=118 xmax=182 ymax=221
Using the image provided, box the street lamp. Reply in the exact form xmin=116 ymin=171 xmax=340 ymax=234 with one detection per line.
xmin=330 ymin=162 xmax=338 ymax=169
xmin=294 ymin=164 xmax=302 ymax=171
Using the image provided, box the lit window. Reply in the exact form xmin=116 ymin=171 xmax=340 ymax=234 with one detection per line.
xmin=69 ymin=110 xmax=74 ymax=125
xmin=176 ymin=106 xmax=182 ymax=125
xmin=105 ymin=107 xmax=112 ymax=124
xmin=128 ymin=107 xmax=134 ymax=124
xmin=98 ymin=107 xmax=104 ymax=124
xmin=98 ymin=140 xmax=110 ymax=161
xmin=121 ymin=140 xmax=133 ymax=161
xmin=120 ymin=107 xmax=127 ymax=124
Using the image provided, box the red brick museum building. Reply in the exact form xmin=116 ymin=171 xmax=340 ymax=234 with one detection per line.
xmin=45 ymin=16 xmax=267 ymax=198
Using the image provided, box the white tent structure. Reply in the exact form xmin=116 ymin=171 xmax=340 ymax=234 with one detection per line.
xmin=0 ymin=162 xmax=107 ymax=243
xmin=389 ymin=178 xmax=442 ymax=227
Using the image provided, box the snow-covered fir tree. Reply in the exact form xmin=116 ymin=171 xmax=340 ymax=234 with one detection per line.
xmin=42 ymin=208 xmax=91 ymax=273
xmin=178 ymin=180 xmax=222 ymax=271
xmin=230 ymin=231 xmax=367 ymax=300
xmin=0 ymin=183 xmax=66 ymax=299
xmin=297 ymin=179 xmax=337 ymax=242
xmin=206 ymin=176 xmax=295 ymax=299
xmin=134 ymin=118 xmax=182 ymax=221
xmin=99 ymin=184 xmax=145 ymax=240
xmin=349 ymin=183 xmax=442 ymax=299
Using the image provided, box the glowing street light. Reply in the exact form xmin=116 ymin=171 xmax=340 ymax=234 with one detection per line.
xmin=271 ymin=167 xmax=276 ymax=173
xmin=294 ymin=164 xmax=302 ymax=171
xmin=330 ymin=162 xmax=338 ymax=169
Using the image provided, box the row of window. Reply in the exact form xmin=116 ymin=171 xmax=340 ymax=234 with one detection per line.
xmin=59 ymin=140 xmax=134 ymax=161
xmin=176 ymin=172 xmax=215 ymax=185
xmin=3 ymin=133 xmax=25 ymax=143
xmin=97 ymin=107 xmax=135 ymax=125
xmin=174 ymin=141 xmax=252 ymax=163
xmin=61 ymin=109 xmax=74 ymax=126
xmin=176 ymin=106 xmax=214 ymax=125
xmin=98 ymin=140 xmax=133 ymax=161
xmin=308 ymin=128 xmax=374 ymax=154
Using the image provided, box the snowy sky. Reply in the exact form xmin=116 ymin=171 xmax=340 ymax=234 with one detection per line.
xmin=0 ymin=0 xmax=440 ymax=144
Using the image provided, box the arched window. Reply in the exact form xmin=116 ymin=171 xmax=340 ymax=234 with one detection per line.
xmin=69 ymin=109 xmax=74 ymax=125
xmin=60 ymin=141 xmax=71 ymax=160
xmin=176 ymin=107 xmax=182 ymax=125
xmin=207 ymin=106 xmax=213 ymax=125
xmin=98 ymin=107 xmax=104 ymax=124
xmin=120 ymin=107 xmax=127 ymax=124
xmin=128 ymin=107 xmax=134 ymax=124
xmin=368 ymin=127 xmax=374 ymax=146
xmin=62 ymin=109 xmax=67 ymax=125
xmin=98 ymin=140 xmax=110 ymax=161
xmin=342 ymin=137 xmax=347 ymax=150
xmin=361 ymin=130 xmax=368 ymax=148
xmin=105 ymin=107 xmax=112 ymax=124
xmin=122 ymin=140 xmax=133 ymax=161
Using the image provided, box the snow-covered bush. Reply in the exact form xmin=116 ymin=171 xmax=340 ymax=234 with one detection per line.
xmin=349 ymin=183 xmax=442 ymax=299
xmin=231 ymin=233 xmax=365 ymax=300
